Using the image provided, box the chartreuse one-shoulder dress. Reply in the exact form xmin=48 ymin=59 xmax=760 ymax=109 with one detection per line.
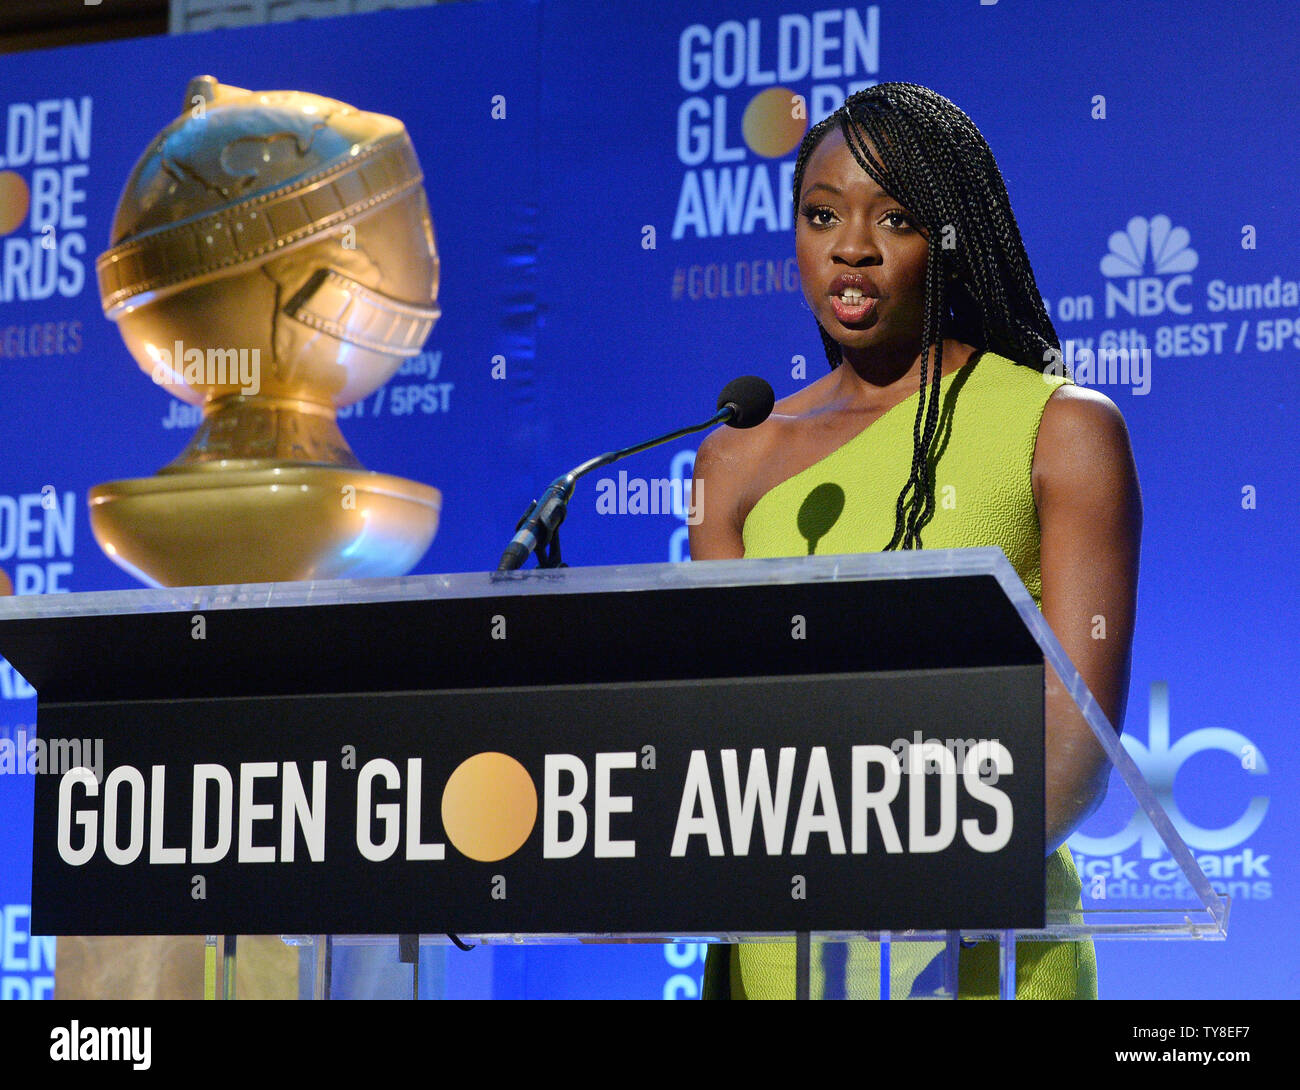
xmin=702 ymin=349 xmax=1097 ymax=1000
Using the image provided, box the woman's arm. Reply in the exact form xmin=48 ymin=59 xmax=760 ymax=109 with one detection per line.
xmin=1033 ymin=385 xmax=1143 ymax=851
xmin=687 ymin=427 xmax=749 ymax=560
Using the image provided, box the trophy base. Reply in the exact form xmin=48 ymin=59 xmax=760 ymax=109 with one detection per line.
xmin=88 ymin=464 xmax=440 ymax=587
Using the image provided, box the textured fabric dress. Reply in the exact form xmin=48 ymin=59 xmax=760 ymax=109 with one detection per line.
xmin=703 ymin=349 xmax=1097 ymax=1000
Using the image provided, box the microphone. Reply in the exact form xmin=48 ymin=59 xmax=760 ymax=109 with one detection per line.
xmin=716 ymin=375 xmax=775 ymax=429
xmin=496 ymin=478 xmax=572 ymax=573
xmin=497 ymin=375 xmax=775 ymax=571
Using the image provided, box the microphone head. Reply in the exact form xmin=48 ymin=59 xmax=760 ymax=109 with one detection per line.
xmin=717 ymin=375 xmax=775 ymax=429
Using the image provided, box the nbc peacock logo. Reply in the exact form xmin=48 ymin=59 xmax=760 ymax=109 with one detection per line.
xmin=1101 ymin=214 xmax=1197 ymax=319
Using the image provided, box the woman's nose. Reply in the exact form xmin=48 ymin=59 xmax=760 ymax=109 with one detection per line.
xmin=832 ymin=220 xmax=880 ymax=264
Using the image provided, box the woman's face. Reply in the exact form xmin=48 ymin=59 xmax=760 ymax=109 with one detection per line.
xmin=796 ymin=126 xmax=930 ymax=370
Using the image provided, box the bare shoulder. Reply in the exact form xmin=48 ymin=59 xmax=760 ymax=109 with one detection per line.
xmin=696 ymin=385 xmax=803 ymax=470
xmin=1039 ymin=383 xmax=1130 ymax=444
xmin=697 ymin=374 xmax=832 ymax=471
xmin=689 ymin=418 xmax=767 ymax=559
xmin=1034 ymin=387 xmax=1138 ymax=473
xmin=693 ymin=394 xmax=792 ymax=513
xmin=690 ymin=383 xmax=824 ymax=558
xmin=1033 ymin=383 xmax=1141 ymax=517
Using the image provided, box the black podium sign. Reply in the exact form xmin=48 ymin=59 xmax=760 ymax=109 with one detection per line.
xmin=0 ymin=556 xmax=1046 ymax=937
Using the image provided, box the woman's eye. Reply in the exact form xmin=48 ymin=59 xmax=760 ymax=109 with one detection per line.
xmin=882 ymin=211 xmax=914 ymax=230
xmin=800 ymin=205 xmax=836 ymax=227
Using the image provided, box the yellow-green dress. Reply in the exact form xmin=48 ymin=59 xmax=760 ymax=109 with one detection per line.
xmin=703 ymin=349 xmax=1096 ymax=1000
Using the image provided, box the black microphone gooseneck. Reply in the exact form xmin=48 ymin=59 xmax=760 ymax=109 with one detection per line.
xmin=496 ymin=375 xmax=775 ymax=571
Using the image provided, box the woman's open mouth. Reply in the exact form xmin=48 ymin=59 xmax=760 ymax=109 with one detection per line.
xmin=830 ymin=286 xmax=877 ymax=324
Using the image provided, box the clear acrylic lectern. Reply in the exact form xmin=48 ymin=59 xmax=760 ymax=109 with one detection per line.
xmin=0 ymin=549 xmax=1226 ymax=999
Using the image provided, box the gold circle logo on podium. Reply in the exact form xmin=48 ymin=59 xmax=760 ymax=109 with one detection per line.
xmin=0 ymin=172 xmax=30 ymax=235
xmin=441 ymin=752 xmax=538 ymax=861
xmin=741 ymin=87 xmax=807 ymax=159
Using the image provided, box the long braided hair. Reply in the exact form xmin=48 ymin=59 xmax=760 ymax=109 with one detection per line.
xmin=792 ymin=82 xmax=1061 ymax=550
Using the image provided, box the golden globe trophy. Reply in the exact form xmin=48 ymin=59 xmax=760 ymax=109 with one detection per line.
xmin=89 ymin=75 xmax=442 ymax=587
xmin=60 ymin=76 xmax=444 ymax=999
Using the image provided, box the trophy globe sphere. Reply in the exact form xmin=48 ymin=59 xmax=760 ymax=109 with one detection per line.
xmin=89 ymin=76 xmax=442 ymax=586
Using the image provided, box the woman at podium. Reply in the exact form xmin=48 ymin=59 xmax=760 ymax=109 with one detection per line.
xmin=690 ymin=82 xmax=1141 ymax=999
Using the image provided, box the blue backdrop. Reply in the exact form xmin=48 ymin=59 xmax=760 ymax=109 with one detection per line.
xmin=0 ymin=0 xmax=1296 ymax=999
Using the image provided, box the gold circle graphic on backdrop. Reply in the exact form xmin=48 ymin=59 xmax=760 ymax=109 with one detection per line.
xmin=742 ymin=87 xmax=808 ymax=159
xmin=441 ymin=752 xmax=538 ymax=862
xmin=0 ymin=173 xmax=30 ymax=235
